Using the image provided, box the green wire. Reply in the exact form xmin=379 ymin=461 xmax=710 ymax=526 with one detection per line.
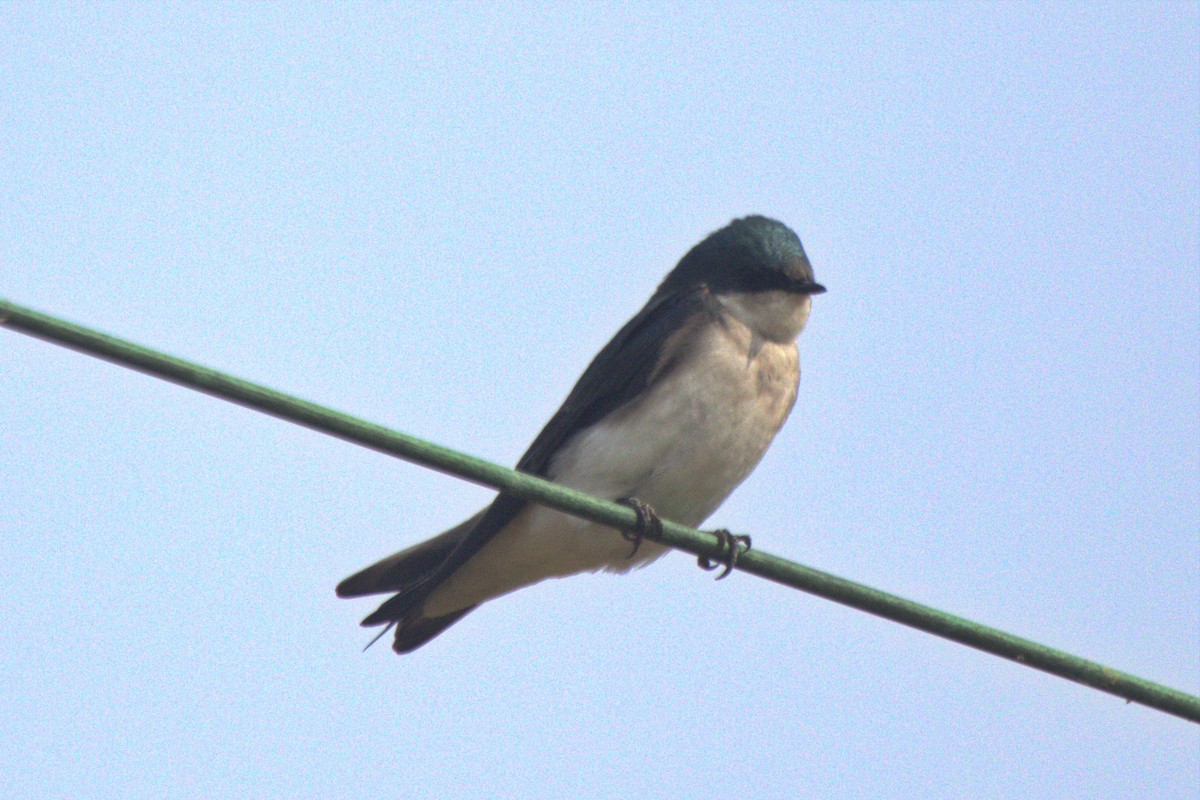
xmin=3 ymin=297 xmax=1196 ymax=724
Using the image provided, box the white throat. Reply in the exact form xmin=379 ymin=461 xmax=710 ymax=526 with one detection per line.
xmin=718 ymin=290 xmax=813 ymax=344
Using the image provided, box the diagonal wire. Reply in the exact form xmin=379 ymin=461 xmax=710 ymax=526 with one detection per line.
xmin=2 ymin=297 xmax=1197 ymax=724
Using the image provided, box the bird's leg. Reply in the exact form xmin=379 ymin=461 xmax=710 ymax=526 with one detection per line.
xmin=698 ymin=530 xmax=752 ymax=580
xmin=617 ymin=497 xmax=663 ymax=559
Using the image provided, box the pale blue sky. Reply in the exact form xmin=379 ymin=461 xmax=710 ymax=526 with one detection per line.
xmin=3 ymin=4 xmax=1197 ymax=798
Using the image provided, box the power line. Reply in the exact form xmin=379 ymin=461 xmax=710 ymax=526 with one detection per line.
xmin=3 ymin=297 xmax=1196 ymax=724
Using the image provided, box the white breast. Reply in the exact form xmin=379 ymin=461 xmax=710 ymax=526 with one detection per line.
xmin=549 ymin=316 xmax=798 ymax=524
xmin=422 ymin=311 xmax=800 ymax=617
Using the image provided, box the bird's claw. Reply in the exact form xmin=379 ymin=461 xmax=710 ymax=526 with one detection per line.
xmin=698 ymin=529 xmax=751 ymax=580
xmin=618 ymin=497 xmax=663 ymax=559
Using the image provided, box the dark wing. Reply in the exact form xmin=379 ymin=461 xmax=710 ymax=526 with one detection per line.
xmin=516 ymin=284 xmax=718 ymax=476
xmin=354 ymin=284 xmax=720 ymax=630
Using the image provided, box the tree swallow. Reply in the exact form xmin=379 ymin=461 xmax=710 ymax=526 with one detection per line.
xmin=337 ymin=215 xmax=825 ymax=653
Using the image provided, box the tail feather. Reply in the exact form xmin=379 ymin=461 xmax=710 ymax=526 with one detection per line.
xmin=391 ymin=607 xmax=477 ymax=653
xmin=336 ymin=511 xmax=484 ymax=598
xmin=337 ymin=511 xmax=486 ymax=653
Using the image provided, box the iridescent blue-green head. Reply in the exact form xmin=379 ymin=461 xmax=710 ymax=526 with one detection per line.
xmin=657 ymin=215 xmax=826 ymax=299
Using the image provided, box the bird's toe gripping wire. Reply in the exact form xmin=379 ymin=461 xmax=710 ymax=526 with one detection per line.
xmin=698 ymin=529 xmax=752 ymax=580
xmin=618 ymin=497 xmax=664 ymax=559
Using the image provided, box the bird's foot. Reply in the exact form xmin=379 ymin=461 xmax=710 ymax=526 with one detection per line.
xmin=617 ymin=497 xmax=663 ymax=559
xmin=698 ymin=529 xmax=751 ymax=580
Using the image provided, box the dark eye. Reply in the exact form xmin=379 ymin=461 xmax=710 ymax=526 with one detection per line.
xmin=745 ymin=266 xmax=799 ymax=293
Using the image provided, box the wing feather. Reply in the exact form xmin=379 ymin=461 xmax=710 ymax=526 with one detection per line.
xmin=357 ymin=285 xmax=720 ymax=629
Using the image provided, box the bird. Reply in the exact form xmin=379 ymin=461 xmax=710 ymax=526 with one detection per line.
xmin=337 ymin=215 xmax=826 ymax=653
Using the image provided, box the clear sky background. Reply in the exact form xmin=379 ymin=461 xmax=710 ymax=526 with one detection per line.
xmin=2 ymin=4 xmax=1197 ymax=798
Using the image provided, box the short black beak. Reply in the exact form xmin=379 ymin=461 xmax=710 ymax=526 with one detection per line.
xmin=800 ymin=281 xmax=826 ymax=295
